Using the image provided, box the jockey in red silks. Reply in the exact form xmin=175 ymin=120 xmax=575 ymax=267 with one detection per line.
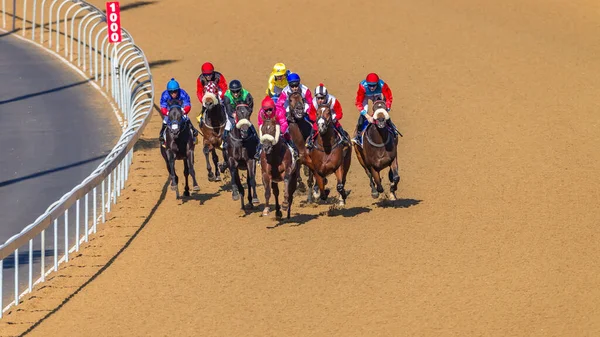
xmin=196 ymin=62 xmax=228 ymax=126
xmin=353 ymin=72 xmax=399 ymax=145
xmin=306 ymin=83 xmax=350 ymax=149
xmin=276 ymin=72 xmax=313 ymax=116
xmin=255 ymin=96 xmax=299 ymax=160
xmin=159 ymin=78 xmax=198 ymax=142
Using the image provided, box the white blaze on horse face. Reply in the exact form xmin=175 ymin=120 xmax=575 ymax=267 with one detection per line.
xmin=171 ymin=123 xmax=179 ymax=130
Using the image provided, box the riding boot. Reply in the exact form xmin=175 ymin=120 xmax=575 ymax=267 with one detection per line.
xmin=222 ymin=129 xmax=230 ymax=149
xmin=387 ymin=119 xmax=401 ymax=137
xmin=159 ymin=123 xmax=167 ymax=143
xmin=306 ymin=128 xmax=317 ymax=149
xmin=336 ymin=124 xmax=350 ymax=144
xmin=187 ymin=119 xmax=199 ymax=137
xmin=287 ymin=139 xmax=299 ymax=161
xmin=254 ymin=143 xmax=262 ymax=160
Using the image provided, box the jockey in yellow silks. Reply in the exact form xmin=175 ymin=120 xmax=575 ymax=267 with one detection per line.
xmin=265 ymin=63 xmax=291 ymax=104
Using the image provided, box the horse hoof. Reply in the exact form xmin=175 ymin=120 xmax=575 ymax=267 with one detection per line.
xmin=371 ymin=191 xmax=380 ymax=199
xmin=262 ymin=208 xmax=270 ymax=217
xmin=276 ymin=210 xmax=283 ymax=219
xmin=183 ymin=190 xmax=190 ymax=197
xmin=320 ymin=189 xmax=330 ymax=201
xmin=215 ymin=176 xmax=222 ymax=182
xmin=389 ymin=193 xmax=397 ymax=201
xmin=193 ymin=185 xmax=200 ymax=191
xmin=170 ymin=184 xmax=177 ymax=191
xmin=338 ymin=200 xmax=346 ymax=207
xmin=297 ymin=181 xmax=307 ymax=193
xmin=252 ymin=197 xmax=260 ymax=205
xmin=207 ymin=173 xmax=215 ymax=182
xmin=232 ymin=191 xmax=240 ymax=201
xmin=377 ymin=186 xmax=384 ymax=193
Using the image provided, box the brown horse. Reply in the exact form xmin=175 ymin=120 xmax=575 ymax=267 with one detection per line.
xmin=285 ymin=91 xmax=316 ymax=202
xmin=225 ymin=104 xmax=260 ymax=209
xmin=160 ymin=100 xmax=200 ymax=199
xmin=199 ymin=84 xmax=226 ymax=182
xmin=308 ymin=104 xmax=352 ymax=206
xmin=353 ymin=100 xmax=400 ymax=200
xmin=259 ymin=116 xmax=298 ymax=219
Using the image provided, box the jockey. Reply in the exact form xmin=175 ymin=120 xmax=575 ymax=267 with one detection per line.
xmin=277 ymin=72 xmax=313 ymax=117
xmin=196 ymin=62 xmax=228 ymax=127
xmin=255 ymin=96 xmax=299 ymax=161
xmin=353 ymin=72 xmax=399 ymax=144
xmin=222 ymin=79 xmax=255 ymax=148
xmin=306 ymin=83 xmax=350 ymax=149
xmin=265 ymin=62 xmax=290 ymax=103
xmin=159 ymin=78 xmax=198 ymax=142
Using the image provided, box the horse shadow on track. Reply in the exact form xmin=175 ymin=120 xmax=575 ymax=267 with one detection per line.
xmin=180 ymin=192 xmax=220 ymax=205
xmin=374 ymin=198 xmax=422 ymax=209
xmin=267 ymin=213 xmax=320 ymax=229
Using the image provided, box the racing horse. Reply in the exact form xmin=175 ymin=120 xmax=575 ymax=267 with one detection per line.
xmin=199 ymin=82 xmax=227 ymax=182
xmin=353 ymin=100 xmax=401 ymax=200
xmin=307 ymin=104 xmax=352 ymax=206
xmin=225 ymin=104 xmax=260 ymax=209
xmin=160 ymin=99 xmax=200 ymax=199
xmin=259 ymin=115 xmax=299 ymax=219
xmin=285 ymin=91 xmax=316 ymax=201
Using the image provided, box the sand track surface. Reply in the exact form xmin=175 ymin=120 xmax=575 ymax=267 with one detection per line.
xmin=2 ymin=0 xmax=600 ymax=336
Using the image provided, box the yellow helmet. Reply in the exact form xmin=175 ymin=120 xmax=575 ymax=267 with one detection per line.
xmin=272 ymin=63 xmax=287 ymax=76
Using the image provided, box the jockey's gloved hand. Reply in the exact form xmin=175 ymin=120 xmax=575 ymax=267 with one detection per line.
xmin=361 ymin=109 xmax=368 ymax=115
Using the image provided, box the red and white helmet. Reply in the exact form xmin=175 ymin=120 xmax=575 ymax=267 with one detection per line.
xmin=314 ymin=83 xmax=328 ymax=99
xmin=202 ymin=62 xmax=214 ymax=75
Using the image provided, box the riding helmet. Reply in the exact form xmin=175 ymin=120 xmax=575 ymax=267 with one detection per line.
xmin=315 ymin=83 xmax=328 ymax=98
xmin=167 ymin=78 xmax=180 ymax=91
xmin=287 ymin=72 xmax=301 ymax=85
xmin=201 ymin=62 xmax=214 ymax=74
xmin=366 ymin=73 xmax=380 ymax=85
xmin=261 ymin=96 xmax=275 ymax=110
xmin=229 ymin=80 xmax=242 ymax=91
xmin=272 ymin=63 xmax=287 ymax=76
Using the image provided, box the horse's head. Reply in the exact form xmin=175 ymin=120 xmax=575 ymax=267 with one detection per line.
xmin=235 ymin=104 xmax=253 ymax=139
xmin=372 ymin=100 xmax=389 ymax=129
xmin=202 ymin=92 xmax=219 ymax=109
xmin=288 ymin=91 xmax=305 ymax=120
xmin=167 ymin=102 xmax=184 ymax=138
xmin=260 ymin=117 xmax=280 ymax=155
xmin=316 ymin=104 xmax=333 ymax=135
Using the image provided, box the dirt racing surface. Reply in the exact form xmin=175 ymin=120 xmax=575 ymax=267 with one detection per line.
xmin=2 ymin=0 xmax=600 ymax=336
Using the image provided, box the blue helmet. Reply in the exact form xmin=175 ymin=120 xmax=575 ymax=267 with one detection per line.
xmin=167 ymin=78 xmax=180 ymax=91
xmin=287 ymin=72 xmax=300 ymax=84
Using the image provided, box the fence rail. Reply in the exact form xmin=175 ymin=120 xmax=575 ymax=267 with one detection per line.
xmin=0 ymin=0 xmax=154 ymax=317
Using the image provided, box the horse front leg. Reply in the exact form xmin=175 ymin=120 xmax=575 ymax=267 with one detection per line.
xmin=334 ymin=166 xmax=348 ymax=207
xmin=272 ymin=182 xmax=282 ymax=219
xmin=203 ymin=144 xmax=215 ymax=182
xmin=187 ymin=148 xmax=200 ymax=192
xmin=296 ymin=165 xmax=306 ymax=193
xmin=168 ymin=153 xmax=179 ymax=199
xmin=314 ymin=173 xmax=330 ymax=202
xmin=306 ymin=168 xmax=315 ymax=204
xmin=248 ymin=159 xmax=260 ymax=206
xmin=370 ymin=167 xmax=385 ymax=197
xmin=262 ymin=171 xmax=272 ymax=216
xmin=388 ymin=157 xmax=401 ymax=201
xmin=183 ymin=160 xmax=190 ymax=197
xmin=211 ymin=149 xmax=221 ymax=181
xmin=285 ymin=169 xmax=298 ymax=219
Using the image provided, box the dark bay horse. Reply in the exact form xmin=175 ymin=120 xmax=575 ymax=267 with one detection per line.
xmin=308 ymin=104 xmax=352 ymax=206
xmin=285 ymin=91 xmax=315 ymax=202
xmin=226 ymin=104 xmax=260 ymax=209
xmin=199 ymin=83 xmax=226 ymax=182
xmin=259 ymin=116 xmax=298 ymax=219
xmin=160 ymin=99 xmax=200 ymax=199
xmin=353 ymin=100 xmax=400 ymax=200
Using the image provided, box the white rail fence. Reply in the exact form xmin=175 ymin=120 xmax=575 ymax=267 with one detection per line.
xmin=0 ymin=0 xmax=154 ymax=317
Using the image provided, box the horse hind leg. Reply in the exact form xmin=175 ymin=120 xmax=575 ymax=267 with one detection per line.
xmin=306 ymin=169 xmax=315 ymax=204
xmin=211 ymin=149 xmax=221 ymax=181
xmin=187 ymin=148 xmax=200 ymax=191
xmin=249 ymin=160 xmax=260 ymax=205
xmin=296 ymin=165 xmax=306 ymax=193
xmin=203 ymin=145 xmax=216 ymax=182
xmin=334 ymin=166 xmax=348 ymax=207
